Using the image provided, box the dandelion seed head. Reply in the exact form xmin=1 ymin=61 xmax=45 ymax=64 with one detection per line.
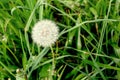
xmin=32 ymin=19 xmax=59 ymax=47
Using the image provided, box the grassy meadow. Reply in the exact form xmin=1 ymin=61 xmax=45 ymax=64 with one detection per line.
xmin=0 ymin=0 xmax=120 ymax=80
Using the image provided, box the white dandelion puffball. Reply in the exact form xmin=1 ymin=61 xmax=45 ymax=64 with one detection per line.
xmin=32 ymin=19 xmax=59 ymax=47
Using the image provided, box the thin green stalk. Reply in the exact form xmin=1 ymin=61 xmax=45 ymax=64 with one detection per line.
xmin=24 ymin=32 xmax=32 ymax=57
xmin=19 ymin=30 xmax=27 ymax=70
xmin=39 ymin=0 xmax=44 ymax=20
xmin=97 ymin=0 xmax=113 ymax=54
xmin=50 ymin=46 xmax=55 ymax=76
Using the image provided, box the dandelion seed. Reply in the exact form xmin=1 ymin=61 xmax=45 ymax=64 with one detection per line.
xmin=32 ymin=19 xmax=59 ymax=47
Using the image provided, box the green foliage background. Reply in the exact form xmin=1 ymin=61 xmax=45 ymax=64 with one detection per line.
xmin=0 ymin=0 xmax=120 ymax=80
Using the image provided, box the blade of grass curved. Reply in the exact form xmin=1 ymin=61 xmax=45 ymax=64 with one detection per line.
xmin=1 ymin=42 xmax=19 ymax=64
xmin=83 ymin=59 xmax=120 ymax=71
xmin=27 ymin=47 xmax=49 ymax=78
xmin=59 ymin=19 xmax=119 ymax=43
xmin=19 ymin=30 xmax=27 ymax=70
xmin=35 ymin=55 xmax=74 ymax=69
xmin=43 ymin=3 xmax=76 ymax=22
xmin=0 ymin=61 xmax=15 ymax=77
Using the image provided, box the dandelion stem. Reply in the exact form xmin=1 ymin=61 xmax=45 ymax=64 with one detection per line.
xmin=50 ymin=46 xmax=55 ymax=76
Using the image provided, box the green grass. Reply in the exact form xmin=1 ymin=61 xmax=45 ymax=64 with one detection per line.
xmin=0 ymin=0 xmax=120 ymax=80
